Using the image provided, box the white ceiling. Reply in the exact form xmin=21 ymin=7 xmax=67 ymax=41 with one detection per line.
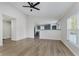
xmin=11 ymin=2 xmax=74 ymax=20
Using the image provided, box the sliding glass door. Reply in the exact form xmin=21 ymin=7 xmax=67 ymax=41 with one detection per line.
xmin=67 ymin=15 xmax=78 ymax=45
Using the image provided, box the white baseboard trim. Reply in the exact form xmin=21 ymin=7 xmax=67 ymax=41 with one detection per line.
xmin=61 ymin=40 xmax=78 ymax=56
xmin=40 ymin=38 xmax=60 ymax=40
xmin=11 ymin=37 xmax=28 ymax=41
xmin=0 ymin=42 xmax=3 ymax=46
xmin=27 ymin=37 xmax=60 ymax=40
xmin=0 ymin=44 xmax=3 ymax=46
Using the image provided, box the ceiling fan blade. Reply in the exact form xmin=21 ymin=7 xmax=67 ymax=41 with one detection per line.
xmin=33 ymin=7 xmax=40 ymax=10
xmin=28 ymin=2 xmax=31 ymax=6
xmin=33 ymin=2 xmax=40 ymax=6
xmin=23 ymin=6 xmax=30 ymax=7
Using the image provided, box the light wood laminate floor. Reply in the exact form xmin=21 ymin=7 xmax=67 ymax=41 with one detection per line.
xmin=0 ymin=38 xmax=74 ymax=56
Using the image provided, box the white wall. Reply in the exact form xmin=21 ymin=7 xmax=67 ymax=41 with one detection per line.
xmin=27 ymin=16 xmax=58 ymax=39
xmin=0 ymin=15 xmax=3 ymax=46
xmin=58 ymin=3 xmax=79 ymax=55
xmin=0 ymin=2 xmax=28 ymax=45
xmin=3 ymin=21 xmax=11 ymax=39
xmin=11 ymin=19 xmax=16 ymax=40
xmin=40 ymin=30 xmax=61 ymax=40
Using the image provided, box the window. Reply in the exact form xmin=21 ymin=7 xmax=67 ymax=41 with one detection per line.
xmin=37 ymin=26 xmax=40 ymax=30
xmin=44 ymin=24 xmax=50 ymax=30
xmin=40 ymin=26 xmax=44 ymax=30
xmin=52 ymin=25 xmax=56 ymax=30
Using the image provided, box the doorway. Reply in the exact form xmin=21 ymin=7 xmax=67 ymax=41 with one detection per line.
xmin=2 ymin=14 xmax=16 ymax=45
xmin=34 ymin=26 xmax=40 ymax=39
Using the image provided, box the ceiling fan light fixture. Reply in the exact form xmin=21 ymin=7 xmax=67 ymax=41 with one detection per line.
xmin=30 ymin=9 xmax=32 ymax=11
xmin=23 ymin=2 xmax=40 ymax=12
